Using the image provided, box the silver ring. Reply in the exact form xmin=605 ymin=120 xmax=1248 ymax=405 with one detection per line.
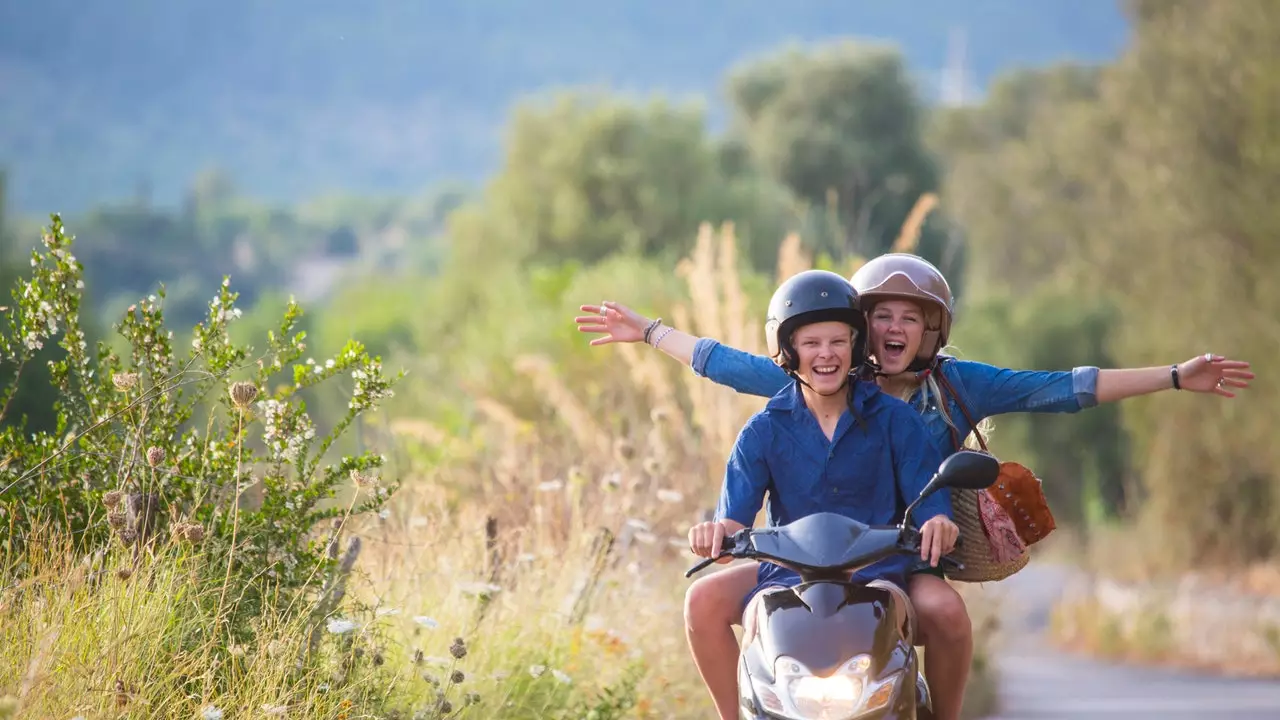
xmin=1204 ymin=352 xmax=1212 ymax=362
xmin=600 ymin=303 xmax=609 ymax=317
xmin=1217 ymin=378 xmax=1226 ymax=388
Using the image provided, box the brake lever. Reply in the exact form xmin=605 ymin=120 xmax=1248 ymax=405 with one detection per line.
xmin=685 ymin=554 xmax=723 ymax=578
xmin=684 ymin=529 xmax=747 ymax=578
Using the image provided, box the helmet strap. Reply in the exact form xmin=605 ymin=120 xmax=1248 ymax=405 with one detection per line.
xmin=786 ymin=368 xmax=851 ymax=397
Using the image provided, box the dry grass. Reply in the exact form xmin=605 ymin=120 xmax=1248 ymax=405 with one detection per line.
xmin=373 ymin=217 xmax=1003 ymax=717
xmin=0 ymin=530 xmax=390 ymax=718
xmin=0 ymin=212 xmax=1002 ymax=718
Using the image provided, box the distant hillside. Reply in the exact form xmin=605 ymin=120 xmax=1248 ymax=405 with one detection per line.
xmin=0 ymin=0 xmax=1130 ymax=215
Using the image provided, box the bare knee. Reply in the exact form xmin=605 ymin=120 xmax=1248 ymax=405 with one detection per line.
xmin=908 ymin=576 xmax=972 ymax=645
xmin=685 ymin=574 xmax=743 ymax=634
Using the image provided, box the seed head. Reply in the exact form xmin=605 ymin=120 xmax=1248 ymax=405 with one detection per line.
xmin=613 ymin=438 xmax=636 ymax=462
xmin=119 ymin=527 xmax=138 ymax=545
xmin=103 ymin=489 xmax=123 ymax=510
xmin=116 ymin=567 xmax=133 ymax=581
xmin=451 ymin=669 xmax=465 ymax=684
xmin=177 ymin=522 xmax=206 ymax=544
xmin=439 ymin=700 xmax=452 ymax=715
xmin=146 ymin=446 xmax=165 ymax=467
xmin=107 ymin=511 xmax=127 ymax=530
xmin=464 ymin=691 xmax=480 ymax=706
xmin=449 ymin=637 xmax=467 ymax=659
xmin=229 ymin=381 xmax=259 ymax=409
xmin=112 ymin=372 xmax=139 ymax=392
xmin=350 ymin=469 xmax=379 ymax=488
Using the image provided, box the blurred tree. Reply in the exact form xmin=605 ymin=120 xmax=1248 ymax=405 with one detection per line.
xmin=927 ymin=63 xmax=1136 ymax=525
xmin=725 ymin=41 xmax=951 ymax=270
xmin=1080 ymin=0 xmax=1280 ymax=568
xmin=928 ymin=64 xmax=1113 ymax=296
xmin=471 ymin=91 xmax=797 ymax=273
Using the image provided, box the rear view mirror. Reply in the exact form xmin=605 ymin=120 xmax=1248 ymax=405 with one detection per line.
xmin=933 ymin=450 xmax=1000 ymax=491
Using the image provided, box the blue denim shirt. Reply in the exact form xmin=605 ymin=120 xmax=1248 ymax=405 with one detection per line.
xmin=716 ymin=377 xmax=950 ymax=586
xmin=692 ymin=339 xmax=1100 ymax=459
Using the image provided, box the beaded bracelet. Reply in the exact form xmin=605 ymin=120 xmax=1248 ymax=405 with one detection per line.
xmin=651 ymin=325 xmax=675 ymax=348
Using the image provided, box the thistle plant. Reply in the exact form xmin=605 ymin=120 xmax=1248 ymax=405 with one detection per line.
xmin=0 ymin=214 xmax=403 ymax=633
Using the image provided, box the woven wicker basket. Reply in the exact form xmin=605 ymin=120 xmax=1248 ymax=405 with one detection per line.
xmin=947 ymin=487 xmax=1030 ymax=583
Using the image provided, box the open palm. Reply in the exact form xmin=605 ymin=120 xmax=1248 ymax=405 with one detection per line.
xmin=574 ymin=301 xmax=650 ymax=346
xmin=1179 ymin=353 xmax=1255 ymax=397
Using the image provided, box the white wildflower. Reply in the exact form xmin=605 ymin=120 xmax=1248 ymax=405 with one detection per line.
xmin=412 ymin=615 xmax=439 ymax=629
xmin=528 ymin=664 xmax=546 ymax=678
xmin=552 ymin=669 xmax=572 ymax=684
xmin=656 ymin=488 xmax=684 ymax=503
xmin=201 ymin=706 xmax=224 ymax=720
xmin=326 ymin=618 xmax=358 ymax=634
xmin=458 ymin=582 xmax=502 ymax=598
xmin=536 ymin=480 xmax=564 ymax=493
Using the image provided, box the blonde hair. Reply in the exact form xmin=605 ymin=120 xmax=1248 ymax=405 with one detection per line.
xmin=882 ymin=345 xmax=994 ymax=452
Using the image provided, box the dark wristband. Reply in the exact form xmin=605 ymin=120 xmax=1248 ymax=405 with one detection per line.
xmin=1170 ymin=364 xmax=1181 ymax=390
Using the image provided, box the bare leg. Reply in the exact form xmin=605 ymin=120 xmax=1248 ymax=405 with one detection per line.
xmin=684 ymin=563 xmax=759 ymax=720
xmin=908 ymin=574 xmax=973 ymax=720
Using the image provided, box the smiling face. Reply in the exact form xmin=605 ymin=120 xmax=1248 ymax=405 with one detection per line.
xmin=868 ymin=299 xmax=927 ymax=375
xmin=791 ymin=321 xmax=856 ymax=394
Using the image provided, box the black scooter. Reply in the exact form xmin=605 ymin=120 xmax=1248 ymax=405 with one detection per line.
xmin=686 ymin=449 xmax=1000 ymax=720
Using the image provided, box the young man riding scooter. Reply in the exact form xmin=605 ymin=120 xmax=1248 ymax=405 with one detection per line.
xmin=687 ymin=269 xmax=960 ymax=720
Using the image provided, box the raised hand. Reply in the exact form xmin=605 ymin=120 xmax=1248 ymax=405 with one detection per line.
xmin=575 ymin=301 xmax=650 ymax=346
xmin=1177 ymin=353 xmax=1255 ymax=397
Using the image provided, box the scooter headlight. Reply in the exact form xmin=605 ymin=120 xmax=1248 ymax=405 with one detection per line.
xmin=755 ymin=655 xmax=903 ymax=720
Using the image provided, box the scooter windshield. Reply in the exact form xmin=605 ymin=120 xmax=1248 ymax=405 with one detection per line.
xmin=747 ymin=513 xmax=901 ymax=573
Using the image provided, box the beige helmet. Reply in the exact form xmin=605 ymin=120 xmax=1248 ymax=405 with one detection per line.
xmin=849 ymin=253 xmax=953 ymax=366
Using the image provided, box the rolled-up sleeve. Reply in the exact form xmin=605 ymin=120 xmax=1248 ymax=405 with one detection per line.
xmin=715 ymin=421 xmax=772 ymax=527
xmin=691 ymin=338 xmax=791 ymax=399
xmin=951 ymin=360 xmax=1100 ymax=419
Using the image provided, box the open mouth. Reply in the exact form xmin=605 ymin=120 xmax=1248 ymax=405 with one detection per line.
xmin=881 ymin=341 xmax=907 ymax=363
xmin=812 ymin=365 xmax=842 ymax=378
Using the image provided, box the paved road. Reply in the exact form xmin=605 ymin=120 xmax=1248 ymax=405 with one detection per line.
xmin=979 ymin=563 xmax=1280 ymax=719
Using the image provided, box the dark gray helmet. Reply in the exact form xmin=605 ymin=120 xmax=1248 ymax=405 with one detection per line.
xmin=765 ymin=269 xmax=866 ymax=370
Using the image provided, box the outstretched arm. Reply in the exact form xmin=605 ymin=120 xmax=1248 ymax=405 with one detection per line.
xmin=575 ymin=300 xmax=790 ymax=398
xmin=575 ymin=301 xmax=698 ymax=365
xmin=949 ymin=351 xmax=1254 ymax=421
xmin=1097 ymin=353 xmax=1253 ymax=403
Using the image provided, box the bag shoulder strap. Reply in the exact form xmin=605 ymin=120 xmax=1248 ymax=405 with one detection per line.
xmin=932 ymin=359 xmax=989 ymax=454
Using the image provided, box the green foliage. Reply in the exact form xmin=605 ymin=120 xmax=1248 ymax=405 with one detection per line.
xmin=935 ymin=1 xmax=1280 ymax=570
xmin=0 ymin=215 xmax=402 ymax=634
xmin=469 ymin=92 xmax=795 ymax=273
xmin=726 ymin=40 xmax=945 ymax=261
